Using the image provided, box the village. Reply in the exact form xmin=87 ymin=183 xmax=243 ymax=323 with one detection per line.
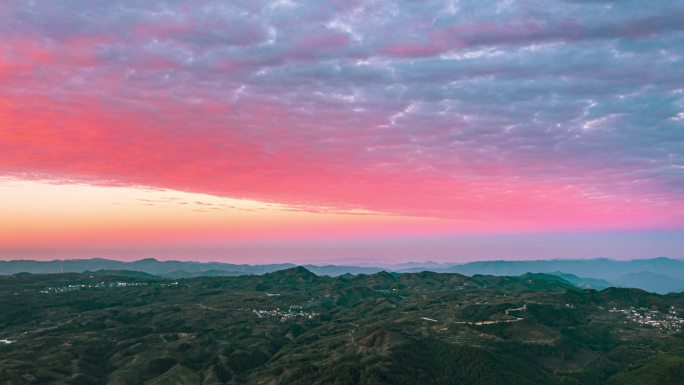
xmin=38 ymin=280 xmax=157 ymax=294
xmin=609 ymin=306 xmax=684 ymax=333
xmin=253 ymin=305 xmax=319 ymax=322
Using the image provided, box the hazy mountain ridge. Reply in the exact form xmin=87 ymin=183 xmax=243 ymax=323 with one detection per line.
xmin=0 ymin=258 xmax=384 ymax=278
xmin=613 ymin=272 xmax=684 ymax=295
xmin=445 ymin=257 xmax=684 ymax=280
xmin=2 ymin=257 xmax=684 ymax=293
xmin=442 ymin=258 xmax=684 ymax=294
xmin=547 ymin=272 xmax=613 ymax=290
xmin=0 ymin=258 xmax=297 ymax=276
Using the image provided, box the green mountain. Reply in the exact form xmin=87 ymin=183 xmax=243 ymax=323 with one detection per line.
xmin=1 ymin=268 xmax=683 ymax=384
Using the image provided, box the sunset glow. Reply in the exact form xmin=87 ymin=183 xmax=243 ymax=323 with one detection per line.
xmin=1 ymin=178 xmax=467 ymax=246
xmin=1 ymin=0 xmax=683 ymax=262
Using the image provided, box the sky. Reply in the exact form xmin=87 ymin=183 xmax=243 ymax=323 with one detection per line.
xmin=1 ymin=0 xmax=683 ymax=264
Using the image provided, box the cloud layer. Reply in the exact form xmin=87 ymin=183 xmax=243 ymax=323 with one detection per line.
xmin=1 ymin=0 xmax=683 ymax=231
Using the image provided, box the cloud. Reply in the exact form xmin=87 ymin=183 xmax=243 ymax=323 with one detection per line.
xmin=381 ymin=10 xmax=684 ymax=58
xmin=0 ymin=0 xmax=683 ymax=230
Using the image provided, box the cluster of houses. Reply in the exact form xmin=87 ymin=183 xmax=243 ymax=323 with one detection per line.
xmin=609 ymin=306 xmax=684 ymax=333
xmin=38 ymin=280 xmax=150 ymax=294
xmin=253 ymin=305 xmax=319 ymax=322
xmin=35 ymin=279 xmax=181 ymax=294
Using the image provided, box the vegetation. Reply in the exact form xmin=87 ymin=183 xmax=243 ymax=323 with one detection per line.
xmin=1 ymin=268 xmax=683 ymax=384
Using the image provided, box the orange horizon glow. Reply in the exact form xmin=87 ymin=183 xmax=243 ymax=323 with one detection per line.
xmin=1 ymin=178 xmax=480 ymax=248
xmin=2 ymin=177 xmax=683 ymax=264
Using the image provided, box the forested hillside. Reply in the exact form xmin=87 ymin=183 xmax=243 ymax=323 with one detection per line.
xmin=1 ymin=268 xmax=683 ymax=384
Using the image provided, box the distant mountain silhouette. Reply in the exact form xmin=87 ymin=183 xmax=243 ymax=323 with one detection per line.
xmin=445 ymin=257 xmax=684 ymax=281
xmin=2 ymin=257 xmax=684 ymax=294
xmin=547 ymin=272 xmax=613 ymax=290
xmin=0 ymin=258 xmax=380 ymax=277
xmin=613 ymin=271 xmax=684 ymax=294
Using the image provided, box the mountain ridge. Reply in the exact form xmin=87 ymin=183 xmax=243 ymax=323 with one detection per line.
xmin=2 ymin=257 xmax=684 ymax=293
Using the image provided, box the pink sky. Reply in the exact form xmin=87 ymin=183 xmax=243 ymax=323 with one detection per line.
xmin=1 ymin=1 xmax=683 ymax=262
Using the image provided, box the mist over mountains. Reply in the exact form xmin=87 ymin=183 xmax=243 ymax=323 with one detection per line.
xmin=2 ymin=257 xmax=684 ymax=294
xmin=440 ymin=258 xmax=684 ymax=294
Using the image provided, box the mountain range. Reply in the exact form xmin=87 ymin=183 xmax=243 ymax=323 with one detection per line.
xmin=2 ymin=257 xmax=684 ymax=294
xmin=2 ymin=267 xmax=683 ymax=384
